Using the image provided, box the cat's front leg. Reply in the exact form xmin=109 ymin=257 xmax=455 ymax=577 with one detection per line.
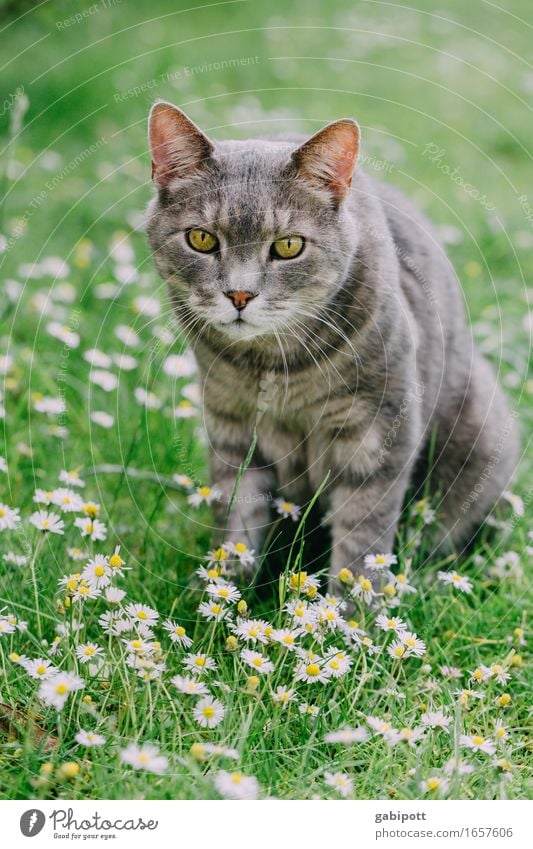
xmin=327 ymin=467 xmax=412 ymax=593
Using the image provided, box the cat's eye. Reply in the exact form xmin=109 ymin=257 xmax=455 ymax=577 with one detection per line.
xmin=186 ymin=228 xmax=219 ymax=253
xmin=270 ymin=235 xmax=305 ymax=260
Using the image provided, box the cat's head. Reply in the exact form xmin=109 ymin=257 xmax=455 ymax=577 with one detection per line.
xmin=146 ymin=101 xmax=360 ymax=341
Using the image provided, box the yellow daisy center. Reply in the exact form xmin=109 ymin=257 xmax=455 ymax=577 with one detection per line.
xmin=306 ymin=663 xmax=321 ymax=677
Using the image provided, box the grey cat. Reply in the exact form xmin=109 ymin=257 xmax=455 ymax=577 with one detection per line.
xmin=146 ymin=100 xmax=519 ymax=583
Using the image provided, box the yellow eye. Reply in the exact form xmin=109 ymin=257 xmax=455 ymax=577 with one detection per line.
xmin=271 ymin=235 xmax=304 ymax=259
xmin=186 ymin=228 xmax=219 ymax=253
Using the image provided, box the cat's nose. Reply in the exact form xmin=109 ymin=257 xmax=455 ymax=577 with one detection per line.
xmin=224 ymin=290 xmax=257 ymax=311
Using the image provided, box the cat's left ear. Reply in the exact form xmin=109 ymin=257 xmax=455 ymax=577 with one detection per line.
xmin=149 ymin=101 xmax=214 ymax=188
xmin=291 ymin=119 xmax=360 ymax=202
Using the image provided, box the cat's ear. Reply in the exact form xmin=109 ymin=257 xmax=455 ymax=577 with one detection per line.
xmin=291 ymin=119 xmax=360 ymax=202
xmin=148 ymin=101 xmax=214 ymax=188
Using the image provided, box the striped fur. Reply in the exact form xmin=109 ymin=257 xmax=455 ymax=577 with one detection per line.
xmin=146 ymin=104 xmax=519 ymax=581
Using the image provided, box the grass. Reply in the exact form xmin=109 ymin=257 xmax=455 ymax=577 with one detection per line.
xmin=0 ymin=0 xmax=531 ymax=800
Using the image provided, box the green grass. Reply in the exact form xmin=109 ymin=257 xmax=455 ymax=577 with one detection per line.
xmin=0 ymin=0 xmax=531 ymax=800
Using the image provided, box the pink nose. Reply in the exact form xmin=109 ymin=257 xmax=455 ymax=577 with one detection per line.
xmin=224 ymin=290 xmax=257 ymax=311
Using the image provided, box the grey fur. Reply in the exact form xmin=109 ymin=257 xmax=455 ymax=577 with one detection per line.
xmin=146 ymin=102 xmax=519 ymax=582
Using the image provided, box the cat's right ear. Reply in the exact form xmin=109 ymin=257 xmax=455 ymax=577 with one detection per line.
xmin=148 ymin=101 xmax=214 ymax=188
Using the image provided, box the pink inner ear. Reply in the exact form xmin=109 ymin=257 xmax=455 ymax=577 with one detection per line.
xmin=294 ymin=120 xmax=360 ymax=201
xmin=149 ymin=104 xmax=213 ymax=187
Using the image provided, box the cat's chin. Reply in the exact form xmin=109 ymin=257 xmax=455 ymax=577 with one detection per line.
xmin=212 ymin=319 xmax=266 ymax=341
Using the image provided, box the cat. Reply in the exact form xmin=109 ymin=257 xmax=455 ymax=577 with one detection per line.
xmin=146 ymin=100 xmax=519 ymax=585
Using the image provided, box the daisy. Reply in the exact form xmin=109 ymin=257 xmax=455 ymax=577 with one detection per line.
xmin=443 ymin=757 xmax=476 ymax=776
xmin=173 ymin=473 xmax=194 ymax=490
xmin=241 ymin=649 xmax=275 ymax=674
xmin=324 ymin=726 xmax=369 ymax=744
xmin=375 ymin=614 xmax=407 ymax=632
xmin=494 ymin=721 xmax=508 ymax=743
xmin=502 ymin=490 xmax=524 ymax=516
xmin=74 ymin=517 xmax=107 ymax=541
xmin=397 ymin=726 xmax=426 ymax=747
xmin=24 ymin=658 xmax=57 ymax=680
xmin=67 ymin=547 xmax=88 ymax=561
xmin=46 ymin=322 xmax=79 ymax=348
xmin=387 ymin=640 xmax=409 ymax=660
xmin=470 ymin=665 xmax=493 ymax=683
xmin=162 ymin=619 xmax=193 ymax=647
xmin=90 ymin=369 xmax=118 ymax=392
xmin=387 ymin=575 xmax=415 ymax=599
xmin=351 ymin=574 xmax=377 ymax=605
xmin=105 ymin=586 xmax=126 ymax=603
xmin=2 ymin=551 xmax=27 ymax=566
xmin=99 ymin=612 xmax=130 ymax=636
xmin=173 ymin=400 xmax=196 ymax=418
xmin=366 ymin=716 xmax=397 ymax=738
xmin=294 ymin=659 xmax=330 ymax=684
xmin=353 ymin=633 xmax=382 ymax=655
xmin=0 ymin=503 xmax=21 ymax=531
xmin=125 ymin=603 xmax=159 ymax=626
xmin=421 ymin=709 xmax=451 ymax=730
xmin=324 ymin=651 xmax=352 ymax=678
xmin=134 ymin=387 xmax=162 ymax=410
xmin=170 ymin=674 xmax=210 ymax=696
xmin=108 ymin=545 xmax=127 ymax=574
xmin=490 ymin=663 xmax=511 ymax=685
xmin=274 ymin=498 xmax=301 ymax=521
xmin=38 ymin=671 xmax=84 ymax=710
xmin=364 ymin=552 xmax=397 ymax=571
xmin=299 ymin=703 xmax=320 ymax=717
xmin=459 ymin=734 xmax=496 ymax=755
xmin=82 ymin=555 xmax=112 ymax=589
xmin=193 ymin=696 xmax=225 ymax=728
xmin=120 ymin=743 xmax=168 ymax=774
xmin=115 ymin=324 xmax=140 ymax=347
xmin=227 ymin=541 xmax=255 ymax=568
xmin=187 ymin=485 xmax=221 ymax=507
xmin=76 ymin=643 xmax=104 ymax=664
xmin=398 ymin=630 xmax=426 ymax=657
xmin=163 ymin=353 xmax=196 ymax=378
xmin=198 ymin=600 xmax=230 ymax=622
xmin=214 ymin=771 xmax=259 ymax=800
xmin=325 ymin=771 xmax=353 ymax=797
xmin=29 ymin=510 xmax=64 ymax=534
xmin=90 ymin=411 xmax=114 ymax=428
xmin=419 ymin=777 xmax=450 ymax=796
xmin=34 ymin=396 xmax=66 ymax=415
xmin=183 ymin=653 xmax=217 ymax=675
xmin=288 ymin=571 xmax=320 ymax=597
xmin=206 ymin=581 xmax=241 ymax=603
xmin=75 ymin=730 xmax=106 ymax=747
xmin=72 ymin=583 xmax=100 ymax=602
xmin=59 ymin=470 xmax=85 ymax=488
xmin=33 ymin=489 xmax=54 ymax=505
xmin=50 ymin=488 xmax=84 ymax=512
xmin=438 ymin=570 xmax=473 ymax=593
xmin=272 ymin=685 xmax=297 ymax=707
xmin=317 ymin=603 xmax=343 ymax=630
xmin=122 ymin=638 xmax=153 ymax=654
xmin=84 ymin=349 xmax=112 ymax=368
xmin=233 ymin=618 xmax=270 ymax=644
xmin=440 ymin=665 xmax=462 ymax=679
xmin=270 ymin=628 xmax=301 ymax=650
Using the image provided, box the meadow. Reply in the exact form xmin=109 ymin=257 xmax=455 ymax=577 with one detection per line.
xmin=0 ymin=0 xmax=531 ymax=800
